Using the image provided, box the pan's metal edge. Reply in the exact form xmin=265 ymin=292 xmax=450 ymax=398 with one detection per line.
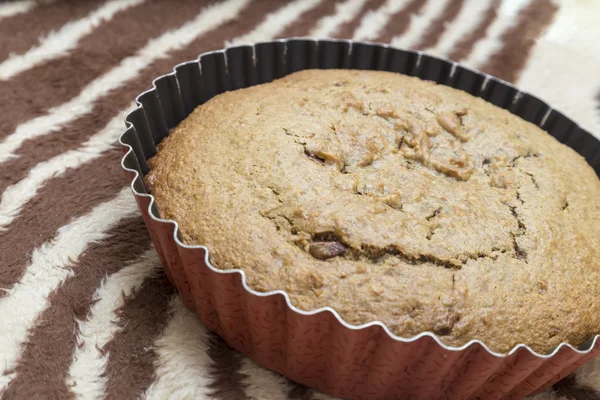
xmin=118 ymin=37 xmax=600 ymax=361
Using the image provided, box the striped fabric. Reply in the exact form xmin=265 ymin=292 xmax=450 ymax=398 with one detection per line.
xmin=0 ymin=0 xmax=599 ymax=398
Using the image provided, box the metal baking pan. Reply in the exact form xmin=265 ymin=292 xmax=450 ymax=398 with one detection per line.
xmin=119 ymin=38 xmax=600 ymax=400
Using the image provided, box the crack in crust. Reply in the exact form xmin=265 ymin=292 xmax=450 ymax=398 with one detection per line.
xmin=264 ymin=216 xmax=515 ymax=269
xmin=508 ymin=200 xmax=528 ymax=263
xmin=303 ymin=93 xmax=476 ymax=180
xmin=306 ymin=232 xmax=514 ymax=269
xmin=300 ymin=231 xmax=467 ymax=269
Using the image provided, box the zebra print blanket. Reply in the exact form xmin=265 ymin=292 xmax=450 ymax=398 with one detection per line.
xmin=0 ymin=0 xmax=599 ymax=398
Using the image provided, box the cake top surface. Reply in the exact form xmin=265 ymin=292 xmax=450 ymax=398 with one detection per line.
xmin=146 ymin=69 xmax=600 ymax=353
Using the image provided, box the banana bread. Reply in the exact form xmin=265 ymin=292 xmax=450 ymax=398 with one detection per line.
xmin=145 ymin=70 xmax=600 ymax=353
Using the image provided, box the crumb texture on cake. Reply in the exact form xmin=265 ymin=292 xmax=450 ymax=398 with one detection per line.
xmin=146 ymin=69 xmax=600 ymax=354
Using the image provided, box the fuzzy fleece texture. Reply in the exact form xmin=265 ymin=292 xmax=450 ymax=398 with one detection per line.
xmin=0 ymin=0 xmax=599 ymax=399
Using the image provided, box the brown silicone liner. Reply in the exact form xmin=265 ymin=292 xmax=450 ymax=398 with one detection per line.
xmin=119 ymin=39 xmax=600 ymax=400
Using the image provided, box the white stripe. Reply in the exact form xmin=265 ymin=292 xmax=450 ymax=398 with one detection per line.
xmin=390 ymin=0 xmax=452 ymax=49
xmin=0 ymin=0 xmax=145 ymax=80
xmin=67 ymin=249 xmax=160 ymax=400
xmin=577 ymin=353 xmax=600 ymax=392
xmin=229 ymin=0 xmax=322 ymax=46
xmin=517 ymin=0 xmax=600 ymax=138
xmin=0 ymin=188 xmax=137 ymax=394
xmin=529 ymin=392 xmax=562 ymax=400
xmin=313 ymin=392 xmax=337 ymax=400
xmin=144 ymin=297 xmax=213 ymax=400
xmin=352 ymin=0 xmax=411 ymax=41
xmin=460 ymin=0 xmax=533 ymax=67
xmin=424 ymin=0 xmax=494 ymax=58
xmin=0 ymin=0 xmax=250 ymax=165
xmin=239 ymin=358 xmax=292 ymax=399
xmin=0 ymin=107 xmax=132 ymax=230
xmin=0 ymin=0 xmax=37 ymax=20
xmin=310 ymin=0 xmax=367 ymax=38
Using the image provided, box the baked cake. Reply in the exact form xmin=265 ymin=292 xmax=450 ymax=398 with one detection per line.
xmin=145 ymin=70 xmax=600 ymax=353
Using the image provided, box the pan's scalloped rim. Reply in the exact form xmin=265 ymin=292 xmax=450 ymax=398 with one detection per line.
xmin=118 ymin=37 xmax=600 ymax=361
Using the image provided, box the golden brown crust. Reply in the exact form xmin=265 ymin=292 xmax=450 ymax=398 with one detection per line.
xmin=146 ymin=70 xmax=600 ymax=354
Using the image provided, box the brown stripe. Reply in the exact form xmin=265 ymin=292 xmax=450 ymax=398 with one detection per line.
xmin=0 ymin=0 xmax=277 ymax=196
xmin=0 ymin=0 xmax=98 ymax=62
xmin=333 ymin=0 xmax=387 ymax=38
xmin=448 ymin=0 xmax=500 ymax=62
xmin=0 ymin=150 xmax=126 ymax=296
xmin=412 ymin=0 xmax=466 ymax=50
xmin=0 ymin=0 xmax=215 ymax=142
xmin=207 ymin=334 xmax=250 ymax=400
xmin=552 ymin=374 xmax=600 ymax=400
xmin=102 ymin=274 xmax=176 ymax=399
xmin=479 ymin=0 xmax=558 ymax=83
xmin=276 ymin=0 xmax=337 ymax=38
xmin=376 ymin=0 xmax=427 ymax=43
xmin=288 ymin=383 xmax=315 ymax=399
xmin=1 ymin=217 xmax=152 ymax=399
